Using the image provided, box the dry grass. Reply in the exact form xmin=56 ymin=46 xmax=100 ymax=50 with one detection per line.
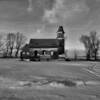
xmin=0 ymin=59 xmax=100 ymax=100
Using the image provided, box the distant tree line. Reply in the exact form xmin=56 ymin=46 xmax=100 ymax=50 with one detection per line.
xmin=65 ymin=30 xmax=100 ymax=61
xmin=0 ymin=30 xmax=100 ymax=61
xmin=0 ymin=32 xmax=27 ymax=58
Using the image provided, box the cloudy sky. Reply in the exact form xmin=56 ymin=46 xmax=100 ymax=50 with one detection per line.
xmin=0 ymin=0 xmax=100 ymax=49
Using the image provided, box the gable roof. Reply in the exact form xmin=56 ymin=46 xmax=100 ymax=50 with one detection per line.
xmin=29 ymin=39 xmax=59 ymax=48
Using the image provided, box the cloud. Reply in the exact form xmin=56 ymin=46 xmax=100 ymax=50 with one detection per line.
xmin=43 ymin=0 xmax=89 ymax=25
xmin=27 ymin=0 xmax=33 ymax=12
xmin=43 ymin=0 xmax=64 ymax=23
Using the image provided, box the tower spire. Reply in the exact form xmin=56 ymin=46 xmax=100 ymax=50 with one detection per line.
xmin=57 ymin=26 xmax=65 ymax=54
xmin=57 ymin=26 xmax=65 ymax=39
xmin=57 ymin=26 xmax=65 ymax=34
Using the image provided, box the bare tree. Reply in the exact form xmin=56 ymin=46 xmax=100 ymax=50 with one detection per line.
xmin=0 ymin=34 xmax=3 ymax=51
xmin=6 ymin=33 xmax=16 ymax=57
xmin=15 ymin=32 xmax=27 ymax=57
xmin=80 ymin=31 xmax=100 ymax=60
xmin=89 ymin=31 xmax=100 ymax=60
xmin=5 ymin=39 xmax=10 ymax=57
xmin=80 ymin=35 xmax=90 ymax=60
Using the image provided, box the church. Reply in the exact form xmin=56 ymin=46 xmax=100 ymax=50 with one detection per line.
xmin=21 ymin=26 xmax=65 ymax=60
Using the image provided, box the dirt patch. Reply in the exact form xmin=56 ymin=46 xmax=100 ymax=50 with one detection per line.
xmin=1 ymin=76 xmax=100 ymax=90
xmin=0 ymin=76 xmax=77 ymax=90
xmin=48 ymin=80 xmax=76 ymax=87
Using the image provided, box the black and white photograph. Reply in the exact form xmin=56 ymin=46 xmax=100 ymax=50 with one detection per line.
xmin=0 ymin=0 xmax=100 ymax=100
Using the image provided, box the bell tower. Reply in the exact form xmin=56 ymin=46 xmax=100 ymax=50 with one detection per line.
xmin=57 ymin=26 xmax=65 ymax=54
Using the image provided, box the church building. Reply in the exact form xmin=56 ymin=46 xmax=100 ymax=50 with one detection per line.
xmin=22 ymin=26 xmax=65 ymax=59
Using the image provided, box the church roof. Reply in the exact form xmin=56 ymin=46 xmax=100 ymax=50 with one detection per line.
xmin=29 ymin=39 xmax=59 ymax=48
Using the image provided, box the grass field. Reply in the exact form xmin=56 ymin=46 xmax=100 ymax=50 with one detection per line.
xmin=0 ymin=59 xmax=100 ymax=100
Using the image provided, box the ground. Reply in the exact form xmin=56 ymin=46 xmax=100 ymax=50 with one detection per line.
xmin=0 ymin=59 xmax=100 ymax=100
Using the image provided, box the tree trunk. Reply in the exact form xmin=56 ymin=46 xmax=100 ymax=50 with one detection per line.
xmin=86 ymin=50 xmax=90 ymax=60
xmin=15 ymin=49 xmax=19 ymax=58
xmin=6 ymin=48 xmax=9 ymax=57
xmin=9 ymin=47 xmax=13 ymax=57
xmin=94 ymin=51 xmax=98 ymax=61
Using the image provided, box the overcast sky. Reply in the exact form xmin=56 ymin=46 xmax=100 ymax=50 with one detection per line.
xmin=0 ymin=0 xmax=100 ymax=49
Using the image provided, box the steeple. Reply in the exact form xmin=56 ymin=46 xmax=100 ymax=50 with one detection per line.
xmin=57 ymin=26 xmax=65 ymax=39
xmin=56 ymin=26 xmax=65 ymax=54
xmin=57 ymin=26 xmax=65 ymax=33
